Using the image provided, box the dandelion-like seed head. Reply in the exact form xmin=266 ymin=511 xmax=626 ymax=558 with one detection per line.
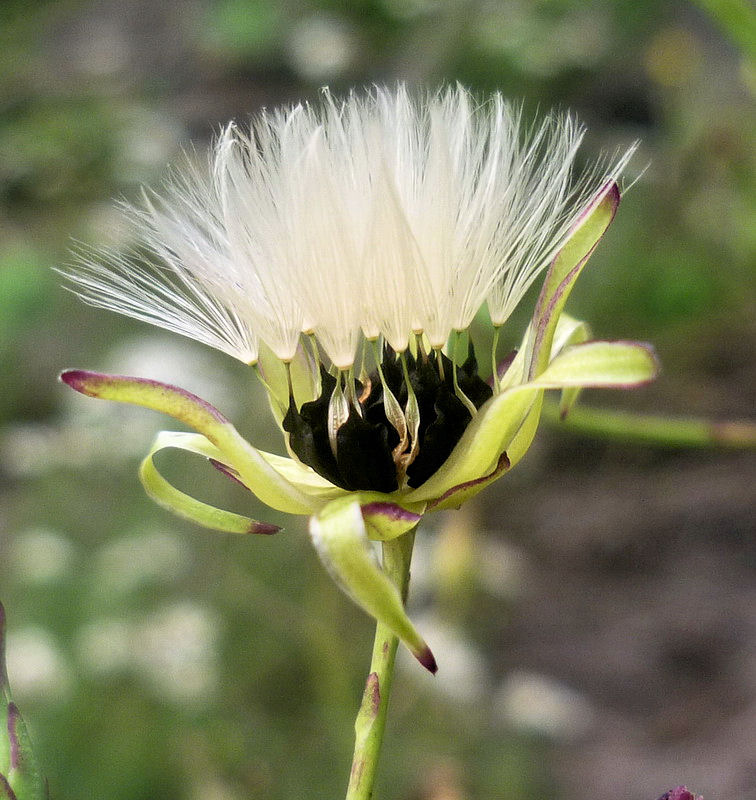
xmin=61 ymin=85 xmax=658 ymax=673
xmin=65 ymin=84 xmax=637 ymax=495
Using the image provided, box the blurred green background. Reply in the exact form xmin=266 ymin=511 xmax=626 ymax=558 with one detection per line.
xmin=1 ymin=1 xmax=754 ymax=799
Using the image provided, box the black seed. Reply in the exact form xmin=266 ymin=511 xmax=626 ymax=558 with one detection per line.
xmin=406 ymin=385 xmax=472 ymax=487
xmin=283 ymin=368 xmax=344 ymax=489
xmin=335 ymin=410 xmax=399 ymax=493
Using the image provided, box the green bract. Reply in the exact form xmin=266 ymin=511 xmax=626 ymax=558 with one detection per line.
xmin=61 ymin=182 xmax=658 ymax=670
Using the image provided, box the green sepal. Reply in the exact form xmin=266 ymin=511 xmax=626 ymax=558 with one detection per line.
xmin=139 ymin=431 xmax=280 ymax=535
xmin=427 ymin=451 xmax=510 ymax=511
xmin=503 ymin=394 xmax=544 ymax=471
xmin=2 ymin=706 xmax=46 ymax=800
xmin=404 ymin=384 xmax=540 ymax=504
xmin=559 ymin=387 xmax=581 ymax=420
xmin=550 ymin=314 xmax=591 ymax=418
xmin=407 ymin=337 xmax=657 ymax=506
xmin=506 ymin=314 xmax=592 ymax=415
xmin=534 ymin=340 xmax=660 ymax=388
xmin=497 ymin=326 xmax=530 ymax=391
xmin=60 ymin=370 xmax=318 ymax=515
xmin=0 ymin=608 xmax=9 ymax=780
xmin=257 ymin=341 xmax=319 ymax=427
xmin=309 ymin=497 xmax=435 ymax=672
xmin=426 ymin=393 xmax=543 ymax=511
xmin=528 ymin=182 xmax=620 ymax=379
xmin=498 ymin=312 xmax=589 ymax=393
xmin=259 ymin=452 xmax=348 ymax=502
xmin=0 ymin=774 xmax=16 ymax=799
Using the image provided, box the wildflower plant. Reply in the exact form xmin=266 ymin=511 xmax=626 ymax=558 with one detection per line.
xmin=1 ymin=603 xmax=48 ymax=800
xmin=60 ymin=86 xmax=658 ymax=798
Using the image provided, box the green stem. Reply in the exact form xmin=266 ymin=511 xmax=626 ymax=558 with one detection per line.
xmin=345 ymin=529 xmax=416 ymax=800
xmin=542 ymin=400 xmax=756 ymax=449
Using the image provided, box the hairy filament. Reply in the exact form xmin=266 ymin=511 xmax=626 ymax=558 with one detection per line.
xmin=491 ymin=324 xmax=501 ymax=394
xmin=434 ymin=346 xmax=445 ymax=381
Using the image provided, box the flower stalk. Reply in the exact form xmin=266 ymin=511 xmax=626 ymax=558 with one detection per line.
xmin=542 ymin=401 xmax=756 ymax=449
xmin=346 ymin=530 xmax=416 ymax=800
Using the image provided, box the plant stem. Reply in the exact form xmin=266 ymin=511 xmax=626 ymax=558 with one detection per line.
xmin=542 ymin=400 xmax=756 ymax=449
xmin=345 ymin=529 xmax=416 ymax=800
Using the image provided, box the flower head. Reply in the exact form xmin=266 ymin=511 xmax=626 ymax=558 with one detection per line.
xmin=61 ymin=85 xmax=657 ymax=670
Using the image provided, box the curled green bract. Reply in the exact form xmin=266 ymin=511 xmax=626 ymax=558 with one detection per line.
xmin=309 ymin=498 xmax=436 ymax=673
xmin=59 ymin=182 xmax=660 ymax=666
xmin=139 ymin=431 xmax=281 ymax=535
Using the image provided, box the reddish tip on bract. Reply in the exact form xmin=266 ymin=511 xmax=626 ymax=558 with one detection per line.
xmin=209 ymin=458 xmax=248 ymax=489
xmin=59 ymin=368 xmax=93 ymax=394
xmin=249 ymin=522 xmax=281 ymax=535
xmin=360 ymin=502 xmax=422 ymax=525
xmin=417 ymin=646 xmax=438 ymax=675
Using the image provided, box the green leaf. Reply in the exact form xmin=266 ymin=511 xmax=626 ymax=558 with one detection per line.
xmin=60 ymin=370 xmax=318 ymax=515
xmin=309 ymin=498 xmax=435 ymax=672
xmin=139 ymin=431 xmax=280 ymax=534
xmin=528 ymin=182 xmax=620 ymax=379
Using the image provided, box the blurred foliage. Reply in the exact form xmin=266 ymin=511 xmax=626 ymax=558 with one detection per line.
xmin=0 ymin=1 xmax=753 ymax=799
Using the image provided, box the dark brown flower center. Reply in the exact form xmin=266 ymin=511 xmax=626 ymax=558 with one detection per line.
xmin=283 ymin=343 xmax=492 ymax=493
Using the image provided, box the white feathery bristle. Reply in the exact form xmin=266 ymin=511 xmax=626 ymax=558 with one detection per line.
xmin=65 ymin=158 xmax=260 ymax=364
xmin=396 ymin=86 xmax=462 ymax=348
xmin=65 ymin=85 xmax=637 ymax=369
xmin=214 ymin=122 xmax=305 ymax=361
xmin=485 ymin=121 xmax=639 ymax=328
xmin=291 ymin=96 xmax=364 ymax=369
xmin=359 ymin=86 xmax=424 ymax=352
